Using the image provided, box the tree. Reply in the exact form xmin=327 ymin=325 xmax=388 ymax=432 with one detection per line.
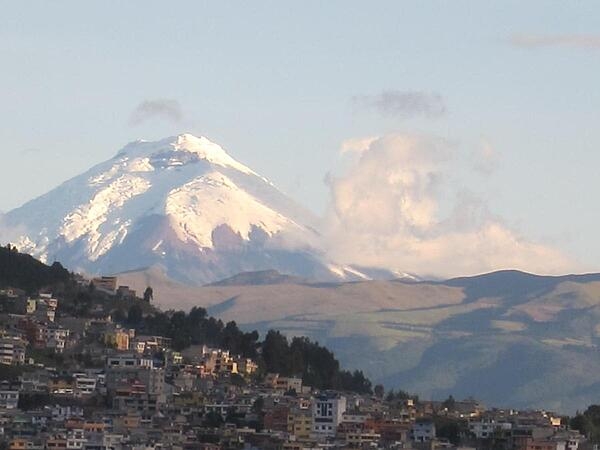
xmin=251 ymin=397 xmax=265 ymax=431
xmin=385 ymin=389 xmax=416 ymax=403
xmin=0 ymin=245 xmax=70 ymax=293
xmin=442 ymin=395 xmax=456 ymax=411
xmin=143 ymin=286 xmax=153 ymax=303
xmin=435 ymin=417 xmax=462 ymax=445
xmin=252 ymin=397 xmax=265 ymax=415
xmin=112 ymin=309 xmax=126 ymax=323
xmin=127 ymin=304 xmax=143 ymax=325
xmin=374 ymin=384 xmax=385 ymax=398
xmin=571 ymin=405 xmax=600 ymax=443
xmin=230 ymin=373 xmax=246 ymax=387
xmin=262 ymin=330 xmax=290 ymax=374
xmin=203 ymin=411 xmax=224 ymax=428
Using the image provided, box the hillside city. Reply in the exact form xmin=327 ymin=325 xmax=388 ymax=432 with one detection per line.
xmin=5 ymin=2 xmax=600 ymax=449
xmin=1 ymin=245 xmax=599 ymax=450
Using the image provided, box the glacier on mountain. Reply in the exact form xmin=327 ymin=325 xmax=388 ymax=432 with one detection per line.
xmin=4 ymin=133 xmax=387 ymax=284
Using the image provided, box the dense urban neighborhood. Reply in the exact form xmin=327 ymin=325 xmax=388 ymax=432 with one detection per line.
xmin=0 ymin=244 xmax=598 ymax=450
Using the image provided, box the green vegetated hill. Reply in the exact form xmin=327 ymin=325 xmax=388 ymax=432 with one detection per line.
xmin=0 ymin=244 xmax=71 ymax=292
xmin=119 ymin=267 xmax=600 ymax=413
xmin=0 ymin=247 xmax=372 ymax=395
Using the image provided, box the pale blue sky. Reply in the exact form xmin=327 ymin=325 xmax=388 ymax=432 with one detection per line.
xmin=1 ymin=1 xmax=599 ymax=270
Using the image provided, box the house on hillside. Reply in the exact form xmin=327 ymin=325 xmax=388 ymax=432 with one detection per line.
xmin=0 ymin=333 xmax=26 ymax=365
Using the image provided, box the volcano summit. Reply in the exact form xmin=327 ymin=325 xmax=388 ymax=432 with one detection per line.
xmin=4 ymin=134 xmax=373 ymax=284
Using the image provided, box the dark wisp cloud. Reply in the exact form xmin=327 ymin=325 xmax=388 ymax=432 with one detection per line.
xmin=129 ymin=99 xmax=183 ymax=126
xmin=353 ymin=90 xmax=446 ymax=119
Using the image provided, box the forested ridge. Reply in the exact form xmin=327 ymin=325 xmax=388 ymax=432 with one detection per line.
xmin=0 ymin=244 xmax=372 ymax=394
xmin=0 ymin=245 xmax=70 ymax=292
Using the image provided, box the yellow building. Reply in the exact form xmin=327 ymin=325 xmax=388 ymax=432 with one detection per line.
xmin=9 ymin=439 xmax=28 ymax=450
xmin=46 ymin=437 xmax=67 ymax=450
xmin=288 ymin=410 xmax=313 ymax=441
xmin=122 ymin=413 xmax=142 ymax=429
xmin=104 ymin=329 xmax=130 ymax=351
xmin=173 ymin=391 xmax=205 ymax=409
xmin=26 ymin=298 xmax=37 ymax=314
xmin=82 ymin=421 xmax=105 ymax=433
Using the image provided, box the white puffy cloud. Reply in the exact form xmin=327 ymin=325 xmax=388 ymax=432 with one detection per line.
xmin=340 ymin=136 xmax=378 ymax=155
xmin=324 ymin=133 xmax=576 ymax=277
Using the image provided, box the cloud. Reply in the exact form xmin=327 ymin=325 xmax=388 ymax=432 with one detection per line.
xmin=473 ymin=140 xmax=499 ymax=175
xmin=353 ymin=90 xmax=446 ymax=119
xmin=324 ymin=133 xmax=576 ymax=278
xmin=509 ymin=34 xmax=600 ymax=50
xmin=129 ymin=99 xmax=183 ymax=126
xmin=340 ymin=136 xmax=378 ymax=155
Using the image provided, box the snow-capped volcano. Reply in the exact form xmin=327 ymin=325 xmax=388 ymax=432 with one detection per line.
xmin=4 ymin=133 xmax=366 ymax=284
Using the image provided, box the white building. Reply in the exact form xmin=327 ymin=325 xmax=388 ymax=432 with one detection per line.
xmin=312 ymin=393 xmax=347 ymax=438
xmin=0 ymin=390 xmax=19 ymax=409
xmin=106 ymin=353 xmax=154 ymax=369
xmin=34 ymin=294 xmax=59 ymax=322
xmin=73 ymin=373 xmax=97 ymax=397
xmin=342 ymin=413 xmax=368 ymax=423
xmin=0 ymin=336 xmax=26 ymax=365
xmin=20 ymin=371 xmax=51 ymax=393
xmin=469 ymin=418 xmax=512 ymax=439
xmin=46 ymin=325 xmax=70 ymax=353
xmin=412 ymin=419 xmax=436 ymax=442
xmin=66 ymin=429 xmax=86 ymax=450
xmin=51 ymin=405 xmax=84 ymax=422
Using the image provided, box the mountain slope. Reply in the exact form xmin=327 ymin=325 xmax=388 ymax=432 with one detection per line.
xmin=4 ymin=134 xmax=364 ymax=284
xmin=118 ymin=268 xmax=600 ymax=413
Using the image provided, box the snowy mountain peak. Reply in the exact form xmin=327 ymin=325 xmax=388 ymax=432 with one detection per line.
xmin=117 ymin=133 xmax=256 ymax=175
xmin=3 ymin=134 xmax=393 ymax=285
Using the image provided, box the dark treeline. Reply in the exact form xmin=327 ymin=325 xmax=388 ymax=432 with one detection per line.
xmin=124 ymin=305 xmax=373 ymax=394
xmin=0 ymin=244 xmax=70 ymax=293
xmin=571 ymin=405 xmax=600 ymax=443
xmin=261 ymin=330 xmax=372 ymax=394
xmin=125 ymin=305 xmax=260 ymax=358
